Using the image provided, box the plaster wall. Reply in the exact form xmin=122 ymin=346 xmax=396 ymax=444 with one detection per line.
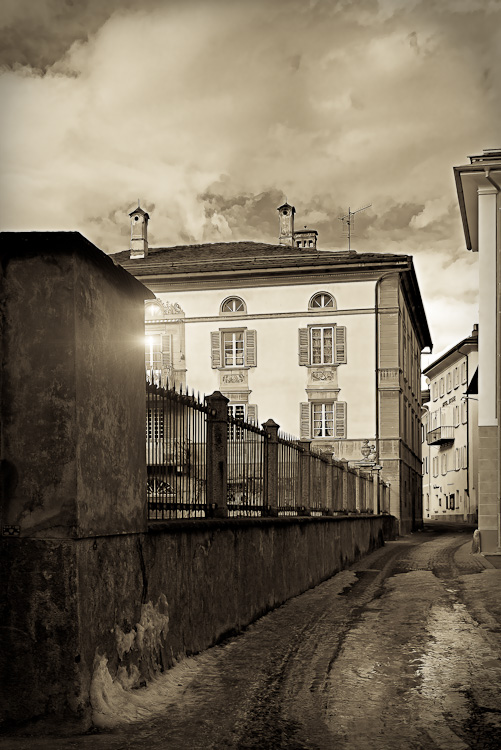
xmin=0 ymin=246 xmax=148 ymax=539
xmin=155 ymin=280 xmax=376 ymax=438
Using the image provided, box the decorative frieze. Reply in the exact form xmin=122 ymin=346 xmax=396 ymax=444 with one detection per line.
xmin=311 ymin=370 xmax=335 ymax=381
xmin=222 ymin=372 xmax=246 ymax=384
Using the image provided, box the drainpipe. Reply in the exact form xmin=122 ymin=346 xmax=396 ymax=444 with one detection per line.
xmin=458 ymin=344 xmax=470 ymax=520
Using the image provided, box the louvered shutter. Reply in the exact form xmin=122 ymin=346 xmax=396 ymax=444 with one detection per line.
xmin=300 ymin=402 xmax=310 ymax=438
xmin=246 ymin=330 xmax=257 ymax=367
xmin=298 ymin=328 xmax=309 ymax=366
xmin=246 ymin=404 xmax=258 ymax=424
xmin=334 ymin=402 xmax=347 ymax=439
xmin=161 ymin=334 xmax=172 ymax=367
xmin=210 ymin=331 xmax=221 ymax=368
xmin=334 ymin=326 xmax=347 ymax=364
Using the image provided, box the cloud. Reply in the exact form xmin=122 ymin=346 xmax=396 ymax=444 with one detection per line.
xmin=0 ymin=0 xmax=498 ymax=351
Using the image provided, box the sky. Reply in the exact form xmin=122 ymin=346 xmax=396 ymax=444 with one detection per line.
xmin=1 ymin=0 xmax=500 ymax=358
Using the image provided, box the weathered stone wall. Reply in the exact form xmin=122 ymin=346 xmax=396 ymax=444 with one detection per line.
xmin=0 ymin=514 xmax=397 ymax=728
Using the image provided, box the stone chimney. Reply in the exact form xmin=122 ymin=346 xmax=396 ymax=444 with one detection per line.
xmin=277 ymin=202 xmax=295 ymax=246
xmin=129 ymin=205 xmax=149 ymax=258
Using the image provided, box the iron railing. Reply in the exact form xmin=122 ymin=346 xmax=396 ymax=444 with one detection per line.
xmin=277 ymin=432 xmax=302 ymax=515
xmin=145 ymin=380 xmax=391 ymax=521
xmin=146 ymin=380 xmax=210 ymax=520
xmin=227 ymin=412 xmax=265 ymax=516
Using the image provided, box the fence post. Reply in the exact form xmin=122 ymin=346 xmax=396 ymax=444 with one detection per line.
xmin=298 ymin=439 xmax=312 ymax=515
xmin=338 ymin=459 xmax=349 ymax=511
xmin=205 ymin=390 xmax=229 ymax=518
xmin=263 ymin=419 xmax=279 ymax=516
xmin=355 ymin=469 xmax=362 ymax=512
xmin=322 ymin=453 xmax=334 ymax=514
xmin=373 ymin=474 xmax=380 ymax=514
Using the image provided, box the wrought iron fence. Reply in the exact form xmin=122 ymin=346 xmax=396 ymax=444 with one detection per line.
xmin=146 ymin=380 xmax=210 ymax=520
xmin=227 ymin=411 xmax=265 ymax=516
xmin=145 ymin=379 xmax=390 ymax=521
xmin=277 ymin=432 xmax=302 ymax=515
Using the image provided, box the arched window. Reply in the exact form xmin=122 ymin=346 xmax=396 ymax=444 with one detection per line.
xmin=220 ymin=297 xmax=246 ymax=314
xmin=309 ymin=292 xmax=335 ymax=310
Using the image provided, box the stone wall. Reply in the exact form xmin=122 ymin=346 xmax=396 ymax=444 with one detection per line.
xmin=1 ymin=514 xmax=397 ymax=728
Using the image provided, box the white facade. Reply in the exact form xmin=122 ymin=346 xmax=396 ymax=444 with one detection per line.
xmin=454 ymin=150 xmax=501 ymax=552
xmin=422 ymin=330 xmax=478 ymax=523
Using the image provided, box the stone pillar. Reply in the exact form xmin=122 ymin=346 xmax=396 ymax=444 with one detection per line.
xmin=373 ymin=475 xmax=380 ymax=515
xmin=262 ymin=419 xmax=279 ymax=516
xmin=298 ymin=439 xmax=312 ymax=515
xmin=205 ymin=391 xmax=229 ymax=517
xmin=323 ymin=454 xmax=333 ymax=513
xmin=355 ymin=469 xmax=362 ymax=512
xmin=339 ymin=459 xmax=349 ymax=511
xmin=0 ymin=231 xmax=153 ymax=727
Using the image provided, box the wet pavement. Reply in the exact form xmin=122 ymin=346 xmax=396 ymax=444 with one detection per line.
xmin=2 ymin=524 xmax=501 ymax=749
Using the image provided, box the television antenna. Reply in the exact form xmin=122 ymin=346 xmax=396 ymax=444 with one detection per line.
xmin=338 ymin=204 xmax=371 ymax=252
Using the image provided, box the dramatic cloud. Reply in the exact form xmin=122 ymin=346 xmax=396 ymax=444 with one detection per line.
xmin=1 ymin=0 xmax=499 ymax=353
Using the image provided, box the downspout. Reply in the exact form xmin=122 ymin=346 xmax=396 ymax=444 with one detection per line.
xmin=458 ymin=345 xmax=470 ymax=519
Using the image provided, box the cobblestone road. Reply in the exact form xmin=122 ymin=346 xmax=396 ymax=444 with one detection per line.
xmin=3 ymin=525 xmax=501 ymax=750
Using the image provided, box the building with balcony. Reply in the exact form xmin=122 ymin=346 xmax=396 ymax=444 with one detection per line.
xmin=454 ymin=149 xmax=501 ymax=552
xmin=422 ymin=326 xmax=478 ymax=523
xmin=113 ymin=202 xmax=432 ymax=532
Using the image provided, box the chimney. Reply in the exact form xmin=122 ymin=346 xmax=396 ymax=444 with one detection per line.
xmin=129 ymin=205 xmax=149 ymax=259
xmin=277 ymin=202 xmax=295 ymax=246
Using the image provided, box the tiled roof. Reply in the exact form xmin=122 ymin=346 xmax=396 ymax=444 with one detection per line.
xmin=112 ymin=241 xmax=408 ymax=276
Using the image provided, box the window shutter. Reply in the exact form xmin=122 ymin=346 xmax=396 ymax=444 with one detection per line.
xmin=210 ymin=331 xmax=221 ymax=368
xmin=334 ymin=326 xmax=347 ymax=364
xmin=298 ymin=328 xmax=309 ymax=366
xmin=246 ymin=330 xmax=257 ymax=367
xmin=334 ymin=401 xmax=347 ymax=439
xmin=161 ymin=334 xmax=172 ymax=367
xmin=246 ymin=404 xmax=258 ymax=424
xmin=300 ymin=402 xmax=310 ymax=438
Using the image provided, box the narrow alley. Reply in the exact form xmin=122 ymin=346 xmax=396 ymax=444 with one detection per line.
xmin=3 ymin=524 xmax=501 ymax=750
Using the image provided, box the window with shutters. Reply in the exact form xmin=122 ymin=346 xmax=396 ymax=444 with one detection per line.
xmin=446 ymin=372 xmax=452 ymax=393
xmin=461 ymin=399 xmax=467 ymax=424
xmin=432 ymin=456 xmax=439 ymax=477
xmin=146 ymin=409 xmax=164 ymax=441
xmin=441 ymin=453 xmax=447 ymax=475
xmin=461 ymin=362 xmax=467 ymax=383
xmin=211 ymin=329 xmax=257 ymax=369
xmin=220 ymin=297 xmax=246 ymax=314
xmin=439 ymin=378 xmax=445 ymax=397
xmin=227 ymin=403 xmax=258 ymax=439
xmin=300 ymin=401 xmax=347 ymax=439
xmin=432 ymin=382 xmax=438 ymax=401
xmin=453 ymin=367 xmax=459 ymax=388
xmin=309 ymin=292 xmax=335 ymax=310
xmin=145 ymin=333 xmax=171 ymax=381
xmin=298 ymin=325 xmax=346 ymax=366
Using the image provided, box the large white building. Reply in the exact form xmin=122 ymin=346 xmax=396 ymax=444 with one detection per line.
xmin=454 ymin=149 xmax=501 ymax=553
xmin=114 ymin=203 xmax=432 ymax=532
xmin=422 ymin=327 xmax=478 ymax=523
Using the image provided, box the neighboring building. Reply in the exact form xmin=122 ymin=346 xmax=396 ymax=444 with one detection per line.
xmin=454 ymin=149 xmax=501 ymax=553
xmin=113 ymin=203 xmax=432 ymax=532
xmin=422 ymin=327 xmax=478 ymax=523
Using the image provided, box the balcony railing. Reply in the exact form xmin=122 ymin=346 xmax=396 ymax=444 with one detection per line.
xmin=427 ymin=426 xmax=455 ymax=445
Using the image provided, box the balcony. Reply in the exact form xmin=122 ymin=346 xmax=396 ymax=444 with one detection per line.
xmin=427 ymin=426 xmax=455 ymax=445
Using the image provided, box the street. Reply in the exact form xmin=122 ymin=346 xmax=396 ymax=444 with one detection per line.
xmin=3 ymin=524 xmax=501 ymax=750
